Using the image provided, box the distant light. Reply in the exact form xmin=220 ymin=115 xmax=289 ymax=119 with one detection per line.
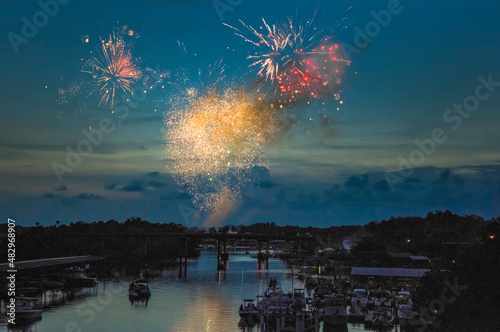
xmin=488 ymin=234 xmax=495 ymax=240
xmin=407 ymin=239 xmax=411 ymax=243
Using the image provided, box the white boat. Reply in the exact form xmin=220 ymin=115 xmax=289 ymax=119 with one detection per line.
xmin=398 ymin=303 xmax=418 ymax=326
xmin=238 ymin=299 xmax=260 ymax=326
xmin=128 ymin=279 xmax=151 ymax=298
xmin=351 ymin=289 xmax=368 ymax=308
xmin=65 ymin=267 xmax=98 ymax=287
xmin=348 ymin=289 xmax=368 ymax=322
xmin=319 ymin=294 xmax=347 ymax=326
xmin=14 ymin=296 xmax=43 ymax=321
xmin=264 ymin=278 xmax=283 ymax=298
xmin=372 ymin=306 xmax=394 ymax=328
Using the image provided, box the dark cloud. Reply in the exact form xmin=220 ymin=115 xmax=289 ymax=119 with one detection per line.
xmin=324 ymin=184 xmax=340 ymax=198
xmin=139 ymin=145 xmax=148 ymax=150
xmin=75 ymin=193 xmax=102 ymax=200
xmin=405 ymin=177 xmax=423 ymax=183
xmin=160 ymin=192 xmax=191 ymax=200
xmin=54 ymin=185 xmax=67 ymax=191
xmin=434 ymin=169 xmax=465 ymax=186
xmin=435 ymin=169 xmax=451 ymax=184
xmin=288 ymin=192 xmax=319 ymax=210
xmin=345 ymin=175 xmax=369 ymax=189
xmin=147 ymin=171 xmax=160 ymax=177
xmin=120 ymin=183 xmax=146 ymax=192
xmin=43 ymin=193 xmax=57 ymax=198
xmin=104 ymin=183 xmax=118 ymax=190
xmin=372 ymin=180 xmax=390 ymax=192
xmin=250 ymin=166 xmax=270 ymax=179
xmin=276 ymin=188 xmax=292 ymax=201
xmin=148 ymin=180 xmax=165 ymax=188
xmin=254 ymin=180 xmax=278 ymax=189
xmin=61 ymin=197 xmax=78 ymax=206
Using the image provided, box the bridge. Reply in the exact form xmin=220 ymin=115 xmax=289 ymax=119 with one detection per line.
xmin=7 ymin=233 xmax=318 ymax=276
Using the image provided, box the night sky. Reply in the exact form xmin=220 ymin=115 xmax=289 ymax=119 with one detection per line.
xmin=1 ymin=0 xmax=500 ymax=227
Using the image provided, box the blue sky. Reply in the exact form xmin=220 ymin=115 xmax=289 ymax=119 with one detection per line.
xmin=1 ymin=0 xmax=500 ymax=227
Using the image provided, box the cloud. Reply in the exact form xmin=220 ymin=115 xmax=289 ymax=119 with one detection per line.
xmin=288 ymin=192 xmax=319 ymax=210
xmin=147 ymin=171 xmax=160 ymax=177
xmin=120 ymin=180 xmax=146 ymax=192
xmin=254 ymin=180 xmax=278 ymax=189
xmin=345 ymin=175 xmax=369 ymax=189
xmin=434 ymin=169 xmax=452 ymax=184
xmin=43 ymin=193 xmax=57 ymax=198
xmin=148 ymin=180 xmax=165 ymax=188
xmin=75 ymin=193 xmax=102 ymax=200
xmin=405 ymin=177 xmax=423 ymax=183
xmin=160 ymin=192 xmax=191 ymax=200
xmin=372 ymin=179 xmax=390 ymax=192
xmin=250 ymin=165 xmax=270 ymax=180
xmin=59 ymin=197 xmax=78 ymax=206
xmin=276 ymin=188 xmax=292 ymax=201
xmin=104 ymin=182 xmax=118 ymax=190
xmin=324 ymin=184 xmax=340 ymax=198
xmin=54 ymin=185 xmax=67 ymax=191
xmin=434 ymin=169 xmax=465 ymax=186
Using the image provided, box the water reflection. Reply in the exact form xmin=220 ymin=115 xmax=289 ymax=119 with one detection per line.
xmin=0 ymin=252 xmax=397 ymax=332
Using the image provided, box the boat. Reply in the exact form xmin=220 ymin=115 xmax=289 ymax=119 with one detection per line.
xmin=65 ymin=267 xmax=98 ymax=287
xmin=14 ymin=296 xmax=43 ymax=321
xmin=398 ymin=303 xmax=418 ymax=327
xmin=318 ymin=293 xmax=347 ymax=327
xmin=264 ymin=278 xmax=283 ymax=298
xmin=396 ymin=291 xmax=412 ymax=309
xmin=368 ymin=289 xmax=393 ymax=310
xmin=238 ymin=299 xmax=260 ymax=326
xmin=371 ymin=305 xmax=394 ymax=328
xmin=351 ymin=289 xmax=369 ymax=308
xmin=128 ymin=279 xmax=151 ymax=298
xmin=364 ymin=309 xmax=375 ymax=327
xmin=348 ymin=289 xmax=368 ymax=322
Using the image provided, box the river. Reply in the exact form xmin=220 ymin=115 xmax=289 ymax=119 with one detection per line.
xmin=2 ymin=251 xmax=397 ymax=332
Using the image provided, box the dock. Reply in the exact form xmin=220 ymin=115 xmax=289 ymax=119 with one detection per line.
xmin=0 ymin=255 xmax=104 ymax=271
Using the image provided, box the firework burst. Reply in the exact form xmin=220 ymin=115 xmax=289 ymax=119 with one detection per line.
xmin=224 ymin=18 xmax=307 ymax=81
xmin=225 ymin=17 xmax=350 ymax=106
xmin=165 ymin=88 xmax=278 ymax=211
xmin=82 ymin=34 xmax=141 ymax=106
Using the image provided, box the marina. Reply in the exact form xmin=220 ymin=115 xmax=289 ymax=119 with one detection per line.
xmin=0 ymin=250 xmax=423 ymax=332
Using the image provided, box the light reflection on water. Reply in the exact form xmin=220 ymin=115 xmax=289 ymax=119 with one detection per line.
xmin=1 ymin=252 xmax=396 ymax=332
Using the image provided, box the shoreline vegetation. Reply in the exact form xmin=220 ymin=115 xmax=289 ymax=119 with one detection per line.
xmin=1 ymin=211 xmax=499 ymax=330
